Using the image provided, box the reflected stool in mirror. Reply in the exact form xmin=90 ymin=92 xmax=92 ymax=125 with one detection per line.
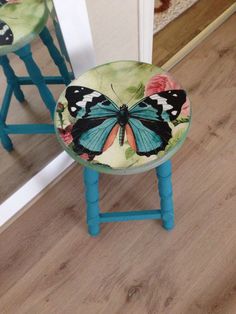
xmin=0 ymin=0 xmax=71 ymax=151
xmin=55 ymin=61 xmax=191 ymax=237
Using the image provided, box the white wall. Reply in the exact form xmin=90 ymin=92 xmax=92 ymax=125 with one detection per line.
xmin=86 ymin=0 xmax=139 ymax=64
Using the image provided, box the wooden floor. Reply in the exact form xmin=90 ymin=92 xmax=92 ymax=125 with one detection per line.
xmin=153 ymin=0 xmax=235 ymax=66
xmin=0 ymin=14 xmax=235 ymax=314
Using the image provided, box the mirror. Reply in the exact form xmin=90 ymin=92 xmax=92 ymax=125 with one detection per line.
xmin=0 ymin=0 xmax=73 ymax=204
xmin=0 ymin=0 xmax=153 ymax=223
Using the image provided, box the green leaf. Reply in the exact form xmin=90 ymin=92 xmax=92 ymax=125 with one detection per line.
xmin=126 ymin=86 xmax=138 ymax=94
xmin=172 ymin=116 xmax=190 ymax=126
xmin=166 ymin=129 xmax=185 ymax=151
xmin=125 ymin=147 xmax=136 ymax=159
xmin=135 ymin=83 xmax=145 ymax=99
xmin=126 ymin=83 xmax=145 ymax=100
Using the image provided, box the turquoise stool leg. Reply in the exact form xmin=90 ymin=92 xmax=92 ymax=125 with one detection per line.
xmin=83 ymin=167 xmax=101 ymax=237
xmin=156 ymin=160 xmax=175 ymax=230
xmin=39 ymin=27 xmax=71 ymax=85
xmin=15 ymin=45 xmax=55 ymax=118
xmin=0 ymin=117 xmax=13 ymax=151
xmin=0 ymin=116 xmax=13 ymax=152
xmin=0 ymin=55 xmax=25 ymax=103
xmin=82 ymin=162 xmax=174 ymax=236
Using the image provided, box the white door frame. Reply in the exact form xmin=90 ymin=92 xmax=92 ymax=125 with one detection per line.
xmin=138 ymin=0 xmax=154 ymax=63
xmin=0 ymin=0 xmax=155 ymax=229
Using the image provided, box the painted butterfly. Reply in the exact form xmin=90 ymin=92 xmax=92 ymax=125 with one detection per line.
xmin=0 ymin=19 xmax=14 ymax=46
xmin=65 ymin=86 xmax=187 ymax=160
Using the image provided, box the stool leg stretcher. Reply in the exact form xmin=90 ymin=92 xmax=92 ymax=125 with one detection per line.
xmin=83 ymin=160 xmax=175 ymax=237
xmin=0 ymin=29 xmax=72 ymax=151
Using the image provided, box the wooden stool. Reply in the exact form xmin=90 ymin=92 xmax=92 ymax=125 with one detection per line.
xmin=55 ymin=61 xmax=191 ymax=236
xmin=0 ymin=0 xmax=71 ymax=151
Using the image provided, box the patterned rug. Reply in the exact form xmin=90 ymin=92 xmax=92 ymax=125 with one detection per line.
xmin=154 ymin=0 xmax=199 ymax=34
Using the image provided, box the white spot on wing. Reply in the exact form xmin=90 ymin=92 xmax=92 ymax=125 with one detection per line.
xmin=163 ymin=104 xmax=173 ymax=110
xmin=75 ymin=91 xmax=101 ymax=108
xmin=76 ymin=101 xmax=86 ymax=107
xmin=150 ymin=94 xmax=173 ymax=110
xmin=172 ymin=110 xmax=177 ymax=115
xmin=71 ymin=107 xmax=77 ymax=112
xmin=0 ymin=25 xmax=9 ymax=35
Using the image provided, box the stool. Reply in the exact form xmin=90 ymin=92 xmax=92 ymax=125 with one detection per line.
xmin=0 ymin=0 xmax=71 ymax=151
xmin=54 ymin=61 xmax=191 ymax=237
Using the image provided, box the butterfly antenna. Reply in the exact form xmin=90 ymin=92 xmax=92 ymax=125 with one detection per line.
xmin=126 ymin=84 xmax=143 ymax=105
xmin=111 ymin=84 xmax=123 ymax=105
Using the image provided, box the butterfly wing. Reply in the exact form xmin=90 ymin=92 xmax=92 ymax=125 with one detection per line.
xmin=65 ymin=85 xmax=119 ymax=118
xmin=65 ymin=86 xmax=119 ymax=159
xmin=129 ymin=89 xmax=186 ymax=121
xmin=127 ymin=89 xmax=187 ymax=156
xmin=71 ymin=117 xmax=119 ymax=158
xmin=0 ymin=19 xmax=14 ymax=46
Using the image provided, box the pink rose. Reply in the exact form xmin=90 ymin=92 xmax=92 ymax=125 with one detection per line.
xmin=56 ymin=102 xmax=65 ymax=113
xmin=181 ymin=98 xmax=190 ymax=116
xmin=58 ymin=125 xmax=73 ymax=145
xmin=145 ymin=74 xmax=181 ymax=96
xmin=80 ymin=153 xmax=90 ymax=160
xmin=145 ymin=73 xmax=190 ymax=117
xmin=6 ymin=0 xmax=21 ymax=3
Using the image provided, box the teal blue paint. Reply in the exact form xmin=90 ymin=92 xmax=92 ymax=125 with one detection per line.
xmin=0 ymin=55 xmax=25 ymax=103
xmin=84 ymin=167 xmax=101 ymax=237
xmin=129 ymin=102 xmax=160 ymax=120
xmin=100 ymin=210 xmax=162 ymax=222
xmin=83 ymin=160 xmax=175 ymax=236
xmin=129 ymin=117 xmax=162 ymax=152
xmin=39 ymin=27 xmax=71 ymax=86
xmin=161 ymin=111 xmax=170 ymax=121
xmin=6 ymin=124 xmax=54 ymax=134
xmin=156 ymin=160 xmax=174 ymax=230
xmin=77 ymin=102 xmax=118 ymax=119
xmin=1 ymin=85 xmax=13 ymax=122
xmin=0 ymin=118 xmax=13 ymax=151
xmin=15 ymin=45 xmax=56 ymax=118
xmin=18 ymin=76 xmax=66 ymax=85
xmin=80 ymin=118 xmax=117 ymax=151
xmin=0 ymin=26 xmax=72 ymax=151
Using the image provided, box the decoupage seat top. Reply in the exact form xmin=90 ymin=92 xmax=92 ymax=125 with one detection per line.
xmin=55 ymin=60 xmax=191 ymax=175
xmin=0 ymin=0 xmax=50 ymax=56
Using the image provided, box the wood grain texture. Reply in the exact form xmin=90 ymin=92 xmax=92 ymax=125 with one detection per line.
xmin=0 ymin=14 xmax=236 ymax=313
xmin=153 ymin=0 xmax=236 ymax=66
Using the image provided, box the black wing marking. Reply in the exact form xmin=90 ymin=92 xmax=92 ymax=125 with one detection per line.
xmin=65 ymin=85 xmax=119 ymax=118
xmin=0 ymin=19 xmax=14 ymax=46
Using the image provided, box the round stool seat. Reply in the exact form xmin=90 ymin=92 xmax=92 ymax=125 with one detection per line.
xmin=0 ymin=0 xmax=50 ymax=56
xmin=55 ymin=61 xmax=191 ymax=175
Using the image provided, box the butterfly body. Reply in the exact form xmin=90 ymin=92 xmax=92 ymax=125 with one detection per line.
xmin=64 ymin=86 xmax=187 ymax=160
xmin=117 ymin=104 xmax=129 ymax=146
